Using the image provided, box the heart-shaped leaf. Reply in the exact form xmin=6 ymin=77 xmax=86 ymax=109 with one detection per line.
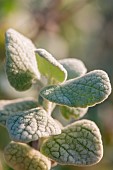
xmin=0 ymin=97 xmax=38 ymax=126
xmin=35 ymin=49 xmax=67 ymax=83
xmin=6 ymin=108 xmax=61 ymax=143
xmin=60 ymin=106 xmax=88 ymax=120
xmin=41 ymin=119 xmax=103 ymax=166
xmin=40 ymin=70 xmax=111 ymax=108
xmin=59 ymin=58 xmax=87 ymax=80
xmin=4 ymin=141 xmax=51 ymax=170
xmin=5 ymin=28 xmax=40 ymax=91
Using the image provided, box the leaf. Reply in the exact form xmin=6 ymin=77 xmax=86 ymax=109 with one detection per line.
xmin=59 ymin=58 xmax=87 ymax=80
xmin=35 ymin=49 xmax=67 ymax=83
xmin=4 ymin=141 xmax=51 ymax=170
xmin=40 ymin=70 xmax=111 ymax=108
xmin=41 ymin=119 xmax=103 ymax=166
xmin=0 ymin=97 xmax=38 ymax=126
xmin=5 ymin=28 xmax=40 ymax=91
xmin=59 ymin=58 xmax=88 ymax=119
xmin=60 ymin=106 xmax=88 ymax=120
xmin=6 ymin=108 xmax=61 ymax=143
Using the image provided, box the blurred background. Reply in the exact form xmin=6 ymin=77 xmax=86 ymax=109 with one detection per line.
xmin=0 ymin=0 xmax=113 ymax=170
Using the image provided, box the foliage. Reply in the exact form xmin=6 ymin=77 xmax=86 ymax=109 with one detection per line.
xmin=0 ymin=28 xmax=112 ymax=170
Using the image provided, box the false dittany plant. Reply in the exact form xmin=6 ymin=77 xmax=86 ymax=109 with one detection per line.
xmin=0 ymin=28 xmax=112 ymax=170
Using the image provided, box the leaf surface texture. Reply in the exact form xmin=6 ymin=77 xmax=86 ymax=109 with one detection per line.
xmin=41 ymin=119 xmax=103 ymax=166
xmin=7 ymin=108 xmax=61 ymax=143
xmin=4 ymin=141 xmax=51 ymax=170
xmin=5 ymin=28 xmax=40 ymax=91
xmin=40 ymin=70 xmax=111 ymax=108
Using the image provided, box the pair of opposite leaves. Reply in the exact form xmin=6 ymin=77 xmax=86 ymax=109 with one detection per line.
xmin=5 ymin=29 xmax=111 ymax=115
xmin=0 ymin=98 xmax=103 ymax=169
xmin=4 ymin=119 xmax=103 ymax=170
xmin=0 ymin=98 xmax=103 ymax=168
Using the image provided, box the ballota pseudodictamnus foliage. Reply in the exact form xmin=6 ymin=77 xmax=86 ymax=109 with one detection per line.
xmin=0 ymin=28 xmax=112 ymax=170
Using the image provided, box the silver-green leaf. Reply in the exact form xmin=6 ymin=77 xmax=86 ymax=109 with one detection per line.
xmin=40 ymin=70 xmax=111 ymax=108
xmin=6 ymin=108 xmax=61 ymax=143
xmin=59 ymin=58 xmax=87 ymax=80
xmin=35 ymin=49 xmax=67 ymax=83
xmin=60 ymin=106 xmax=88 ymax=120
xmin=5 ymin=28 xmax=40 ymax=91
xmin=4 ymin=141 xmax=51 ymax=170
xmin=0 ymin=97 xmax=38 ymax=126
xmin=41 ymin=119 xmax=103 ymax=166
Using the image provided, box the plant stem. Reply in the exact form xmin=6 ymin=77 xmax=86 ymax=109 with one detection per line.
xmin=43 ymin=77 xmax=55 ymax=115
xmin=43 ymin=99 xmax=53 ymax=115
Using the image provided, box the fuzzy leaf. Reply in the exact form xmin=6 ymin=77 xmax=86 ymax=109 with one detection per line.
xmin=5 ymin=28 xmax=40 ymax=91
xmin=4 ymin=141 xmax=51 ymax=170
xmin=40 ymin=70 xmax=111 ymax=108
xmin=59 ymin=58 xmax=87 ymax=119
xmin=0 ymin=97 xmax=38 ymax=126
xmin=35 ymin=49 xmax=67 ymax=83
xmin=59 ymin=58 xmax=87 ymax=80
xmin=41 ymin=119 xmax=103 ymax=166
xmin=60 ymin=106 xmax=88 ymax=120
xmin=6 ymin=108 xmax=61 ymax=143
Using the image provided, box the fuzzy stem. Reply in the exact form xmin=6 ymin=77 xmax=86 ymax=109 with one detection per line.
xmin=43 ymin=99 xmax=53 ymax=115
xmin=42 ymin=77 xmax=55 ymax=115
